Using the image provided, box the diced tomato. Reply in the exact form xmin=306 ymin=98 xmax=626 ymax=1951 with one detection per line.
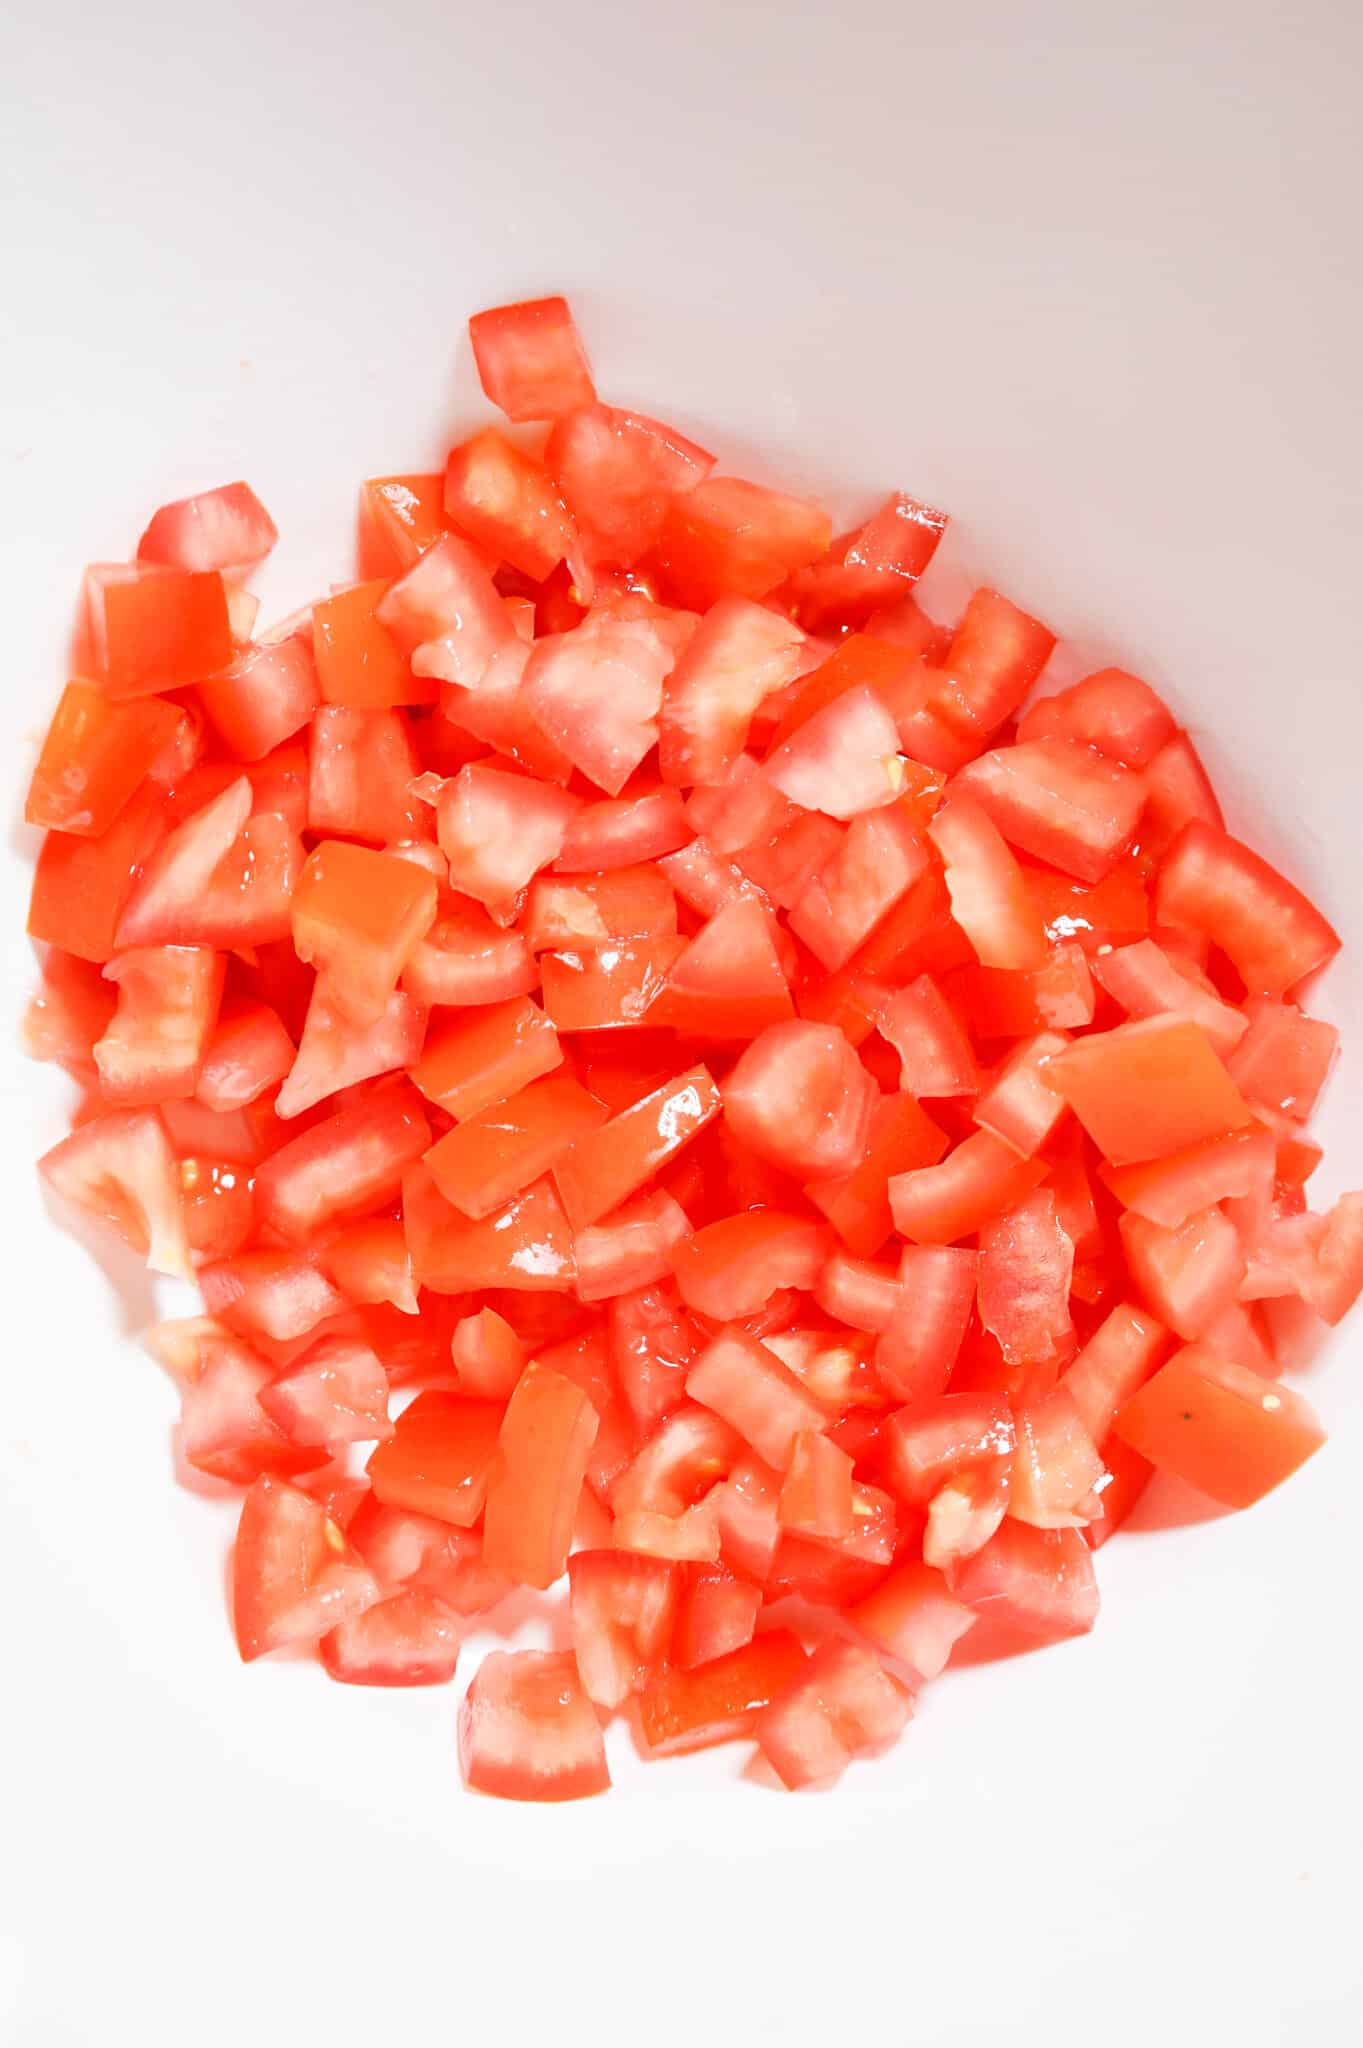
xmin=723 ymin=1020 xmax=876 ymax=1179
xmin=649 ymin=477 xmax=832 ymax=610
xmin=1008 ymin=1387 xmax=1106 ymax=1527
xmin=567 ymin=1550 xmax=675 ymax=1711
xmin=1113 ymin=1343 xmax=1325 ymax=1508
xmin=524 ymin=867 xmax=676 ymax=955
xmin=874 ymin=976 xmax=979 ymax=1098
xmin=116 ymin=778 xmax=300 ymax=950
xmin=308 ymin=706 xmax=422 ymax=845
xmin=540 ymin=938 xmax=685 ymax=1032
xmin=1047 ymin=1015 xmax=1251 ymax=1167
xmin=199 ymin=1249 xmax=348 ymax=1345
xmin=290 ymin=839 xmax=436 ymax=1026
xmin=1119 ymin=1206 xmax=1247 ymax=1340
xmin=27 ymin=683 xmax=182 ymax=837
xmin=608 ymin=1285 xmax=696 ymax=1434
xmin=778 ymin=1430 xmax=855 ymax=1538
xmin=673 ymin=1212 xmax=827 ymax=1322
xmin=575 ymin=1189 xmax=691 ymax=1302
xmin=928 ymin=794 xmax=1048 ymax=970
xmin=977 ymin=1191 xmax=1075 ymax=1366
xmin=657 ymin=597 xmax=806 ymax=786
xmin=28 ymin=781 xmax=166 ymax=962
xmin=812 ymin=1251 xmax=900 ymax=1333
xmin=889 ymin=1130 xmax=1047 ymax=1245
xmin=1155 ymin=820 xmax=1340 ymax=996
xmin=937 ymin=587 xmax=1056 ymax=736
xmin=765 ymin=685 xmax=902 ymax=821
xmin=784 ymin=492 xmax=947 ymax=631
xmin=1058 ymin=1302 xmax=1169 ymax=1440
xmin=318 ymin=1217 xmax=417 ymax=1315
xmin=788 ymin=804 xmax=930 ymax=971
xmin=945 ymin=1519 xmax=1099 ymax=1638
xmin=883 ymin=1393 xmax=1014 ymax=1517
xmin=637 ymin=1629 xmax=807 ymax=1755
xmin=412 ymin=997 xmax=561 ymax=1122
xmin=39 ymin=1107 xmax=191 ymax=1278
xmin=685 ymin=1327 xmax=830 ymax=1470
xmin=805 ymin=1091 xmax=946 ymax=1258
xmin=1027 ymin=855 xmax=1151 ymax=954
xmin=552 ymin=1064 xmax=718 ymax=1230
xmin=468 ymin=295 xmax=595 ymax=423
xmin=1091 ymin=938 xmax=1247 ymax=1056
xmin=253 ymin=1079 xmax=431 ymax=1242
xmin=850 ymin=1560 xmax=976 ymax=1679
xmin=232 ymin=1476 xmax=378 ymax=1662
xmin=444 ymin=427 xmax=590 ymax=591
xmin=523 ymin=609 xmax=682 ymax=796
xmin=181 ymin=1338 xmax=327 ymax=1484
xmin=275 ymin=984 xmax=427 ymax=1119
xmin=951 ymin=941 xmax=1096 ymax=1038
xmin=87 ymin=562 xmax=235 ymax=699
xmin=365 ymin=1391 xmax=502 ymax=1525
xmin=435 ymin=761 xmax=581 ymax=917
xmin=174 ymin=1152 xmax=251 ymax=1263
xmin=1101 ymin=1125 xmax=1276 ymax=1232
xmin=259 ymin=1334 xmax=393 ymax=1451
xmin=459 ymin=1648 xmax=610 ymax=1801
xmin=649 ymin=895 xmax=795 ymax=1038
xmin=424 ymin=1072 xmax=606 ymax=1219
xmin=1140 ymin=733 xmax=1224 ymax=859
xmin=449 ymin=1306 xmax=525 ymax=1399
xmin=1017 ymin=668 xmax=1176 ymax=769
xmin=673 ymin=1564 xmax=761 ymax=1668
xmin=1226 ymin=1000 xmax=1339 ymax=1119
xmin=864 ymin=591 xmax=951 ymax=662
xmin=319 ymin=1588 xmax=460 ymax=1687
xmin=403 ymin=903 xmax=535 ymax=1013
xmin=553 ymin=783 xmax=692 ymax=871
xmin=866 ymin=1245 xmax=976 ymax=1405
xmin=93 ymin=945 xmax=224 ymax=1104
xmin=347 ymin=1495 xmax=510 ymax=1615
xmin=405 ymin=1163 xmax=576 ymax=1295
xmin=23 ymin=949 xmax=118 ymax=1068
xmin=481 ymin=1361 xmax=599 ymax=1588
xmin=756 ymin=1639 xmax=912 ymax=1789
xmin=138 ymin=481 xmax=277 ymax=577
xmin=547 ymin=402 xmax=714 ymax=566
xmin=196 ymin=1000 xmax=295 ymax=1113
xmin=358 ymin=475 xmax=450 ymax=575
xmin=374 ymin=532 xmax=516 ymax=696
xmin=954 ymin=738 xmax=1146 ymax=884
xmin=973 ymin=1030 xmax=1069 ymax=1156
xmin=310 ymin=579 xmax=431 ymax=710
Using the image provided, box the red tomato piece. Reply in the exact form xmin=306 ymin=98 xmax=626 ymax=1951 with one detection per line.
xmin=756 ymin=1639 xmax=912 ymax=1789
xmin=196 ymin=1000 xmax=295 ymax=1112
xmin=788 ymin=802 xmax=929 ymax=970
xmin=459 ymin=1648 xmax=610 ymax=1801
xmin=567 ymin=1550 xmax=676 ymax=1710
xmin=523 ymin=608 xmax=685 ymax=797
xmin=318 ymin=1217 xmax=417 ymax=1315
xmin=649 ymin=477 xmax=832 ymax=610
xmin=637 ymin=1629 xmax=807 ymax=1755
xmin=765 ymin=684 xmax=902 ymax=821
xmin=138 ymin=481 xmax=277 ymax=577
xmin=658 ymin=596 xmax=811 ymax=787
xmin=929 ymin=794 xmax=1048 ymax=970
xmin=1047 ymin=1015 xmax=1251 ymax=1167
xmin=1226 ymin=999 xmax=1339 ymax=1119
xmin=547 ymin=401 xmax=715 ymax=566
xmin=1113 ymin=1343 xmax=1325 ymax=1507
xmin=347 ymin=1495 xmax=510 ymax=1615
xmin=320 ymin=1588 xmax=460 ymax=1687
xmin=874 ymin=975 xmax=979 ymax=1098
xmin=553 ymin=783 xmax=691 ymax=871
xmin=1092 ymin=938 xmax=1248 ymax=1055
xmin=39 ymin=1106 xmax=191 ymax=1278
xmin=673 ymin=1564 xmax=762 ymax=1669
xmin=449 ymin=1306 xmax=526 ymax=1399
xmin=954 ymin=738 xmax=1146 ymax=884
xmin=889 ymin=1129 xmax=1047 ymax=1245
xmin=950 ymin=941 xmax=1097 ymax=1038
xmin=412 ymin=997 xmax=562 ymax=1122
xmin=358 ymin=474 xmax=451 ymax=575
xmin=778 ymin=1430 xmax=856 ymax=1538
xmin=435 ymin=761 xmax=581 ymax=917
xmin=307 ymin=707 xmax=421 ymax=844
xmin=864 ymin=590 xmax=952 ymax=663
xmin=309 ymin=579 xmax=428 ymax=710
xmin=1008 ymin=1387 xmax=1106 ymax=1528
xmin=850 ymin=1560 xmax=976 ymax=1679
xmin=115 ymin=777 xmax=295 ymax=949
xmin=260 ymin=1334 xmax=393 ymax=1452
xmin=977 ymin=1191 xmax=1075 ymax=1367
xmin=405 ymin=1165 xmax=577 ymax=1294
xmin=253 ymin=1079 xmax=431 ymax=1242
xmin=23 ymin=949 xmax=118 ymax=1068
xmin=469 ymin=296 xmax=595 ymax=423
xmin=199 ymin=1250 xmax=347 ymax=1345
xmin=180 ymin=1335 xmax=325 ymax=1483
xmin=1017 ymin=668 xmax=1176 ymax=769
xmin=784 ymin=492 xmax=948 ymax=632
xmin=649 ymin=895 xmax=795 ymax=1038
xmin=685 ymin=1327 xmax=829 ymax=1468
xmin=444 ymin=427 xmax=590 ymax=590
xmin=87 ymin=562 xmax=235 ymax=699
xmin=1101 ymin=1124 xmax=1276 ymax=1232
xmin=1155 ymin=820 xmax=1340 ymax=996
xmin=92 ymin=945 xmax=224 ymax=1104
xmin=26 ymin=781 xmax=159 ymax=962
xmin=926 ymin=585 xmax=1052 ymax=734
xmin=1119 ymin=1206 xmax=1247 ymax=1340
xmin=540 ymin=937 xmax=685 ymax=1031
xmin=713 ymin=1453 xmax=784 ymax=1580
xmin=575 ymin=1189 xmax=692 ymax=1303
xmin=275 ymin=984 xmax=426 ymax=1120
xmin=1059 ymin=1301 xmax=1169 ymax=1441
xmin=402 ymin=904 xmax=535 ymax=1011
xmin=553 ymin=1064 xmax=719 ymax=1230
xmin=1084 ymin=1434 xmax=1155 ymax=1547
xmin=524 ymin=867 xmax=677 ymax=954
xmin=1027 ymin=855 xmax=1151 ymax=954
xmin=1140 ymin=732 xmax=1224 ymax=859
xmin=482 ymin=1361 xmax=599 ymax=1588
xmin=806 ymin=1091 xmax=948 ymax=1258
xmin=232 ymin=1476 xmax=378 ymax=1662
xmin=813 ymin=1251 xmax=901 ymax=1332
xmin=608 ymin=1285 xmax=697 ymax=1434
xmin=424 ymin=1072 xmax=607 ymax=1219
xmin=366 ymin=1392 xmax=502 ymax=1526
xmin=673 ymin=1212 xmax=827 ymax=1322
xmin=945 ymin=1519 xmax=1099 ymax=1638
xmin=871 ymin=1246 xmax=978 ymax=1402
xmin=723 ymin=1020 xmax=877 ymax=1179
xmin=973 ymin=1030 xmax=1069 ymax=1157
xmin=611 ymin=1402 xmax=741 ymax=1521
xmin=375 ymin=532 xmax=515 ymax=693
xmin=884 ymin=1392 xmax=1015 ymax=1510
xmin=290 ymin=839 xmax=436 ymax=1024
xmin=26 ymin=683 xmax=181 ymax=837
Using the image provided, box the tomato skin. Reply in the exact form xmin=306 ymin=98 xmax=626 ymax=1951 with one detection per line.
xmin=648 ymin=477 xmax=832 ymax=611
xmin=468 ymin=296 xmax=596 ymax=423
xmin=723 ymin=1020 xmax=877 ymax=1180
xmin=27 ymin=683 xmax=182 ymax=837
xmin=553 ymin=1064 xmax=720 ymax=1230
xmin=637 ymin=1628 xmax=808 ymax=1755
xmin=412 ymin=997 xmax=562 ymax=1123
xmin=88 ymin=563 xmax=235 ymax=699
xmin=1155 ymin=820 xmax=1341 ymax=996
xmin=137 ymin=481 xmax=278 ymax=577
xmin=889 ymin=1130 xmax=1047 ymax=1246
xmin=482 ymin=1362 xmax=599 ymax=1589
xmin=1047 ymin=1015 xmax=1252 ymax=1167
xmin=672 ymin=1212 xmax=827 ymax=1322
xmin=366 ymin=1391 xmax=502 ymax=1526
xmin=1113 ymin=1343 xmax=1326 ymax=1508
xmin=459 ymin=1648 xmax=609 ymax=1801
xmin=756 ymin=1640 xmax=912 ymax=1789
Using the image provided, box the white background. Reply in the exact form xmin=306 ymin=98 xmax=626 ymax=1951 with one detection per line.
xmin=2 ymin=1 xmax=1361 ymax=2041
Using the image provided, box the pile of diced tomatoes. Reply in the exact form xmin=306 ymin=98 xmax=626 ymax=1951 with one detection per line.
xmin=24 ymin=295 xmax=1363 ymax=1799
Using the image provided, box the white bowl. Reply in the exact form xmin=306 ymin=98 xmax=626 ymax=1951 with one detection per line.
xmin=3 ymin=3 xmax=1360 ymax=2042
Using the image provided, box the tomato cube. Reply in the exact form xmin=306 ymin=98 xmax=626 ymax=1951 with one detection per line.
xmin=459 ymin=1648 xmax=609 ymax=1801
xmin=1047 ymin=1015 xmax=1252 ymax=1167
xmin=412 ymin=997 xmax=562 ymax=1122
xmin=482 ymin=1361 xmax=600 ymax=1589
xmin=1113 ymin=1343 xmax=1326 ymax=1508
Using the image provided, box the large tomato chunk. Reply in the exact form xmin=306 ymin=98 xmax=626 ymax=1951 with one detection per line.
xmin=435 ymin=762 xmax=581 ymax=917
xmin=954 ymin=738 xmax=1146 ymax=883
xmin=548 ymin=402 xmax=714 ymax=566
xmin=274 ymin=985 xmax=426 ymax=1119
xmin=459 ymin=1648 xmax=610 ymax=1801
xmin=723 ymin=1020 xmax=877 ymax=1179
xmin=552 ymin=1063 xmax=719 ymax=1230
xmin=366 ymin=1391 xmax=503 ymax=1525
xmin=86 ymin=562 xmax=234 ymax=698
xmin=1154 ymin=820 xmax=1341 ymax=996
xmin=137 ymin=480 xmax=278 ymax=577
xmin=412 ymin=997 xmax=562 ymax=1121
xmin=649 ymin=477 xmax=832 ymax=610
xmin=1101 ymin=1125 xmax=1275 ymax=1232
xmin=482 ymin=1361 xmax=599 ymax=1588
xmin=1047 ymin=1016 xmax=1251 ymax=1167
xmin=1113 ymin=1344 xmax=1325 ymax=1507
xmin=787 ymin=803 xmax=929 ymax=970
xmin=232 ymin=1476 xmax=379 ymax=1662
xmin=756 ymin=1640 xmax=912 ymax=1789
xmin=468 ymin=296 xmax=595 ymax=422
xmin=26 ymin=683 xmax=182 ymax=837
xmin=28 ymin=780 xmax=166 ymax=962
xmin=765 ymin=685 xmax=903 ymax=821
